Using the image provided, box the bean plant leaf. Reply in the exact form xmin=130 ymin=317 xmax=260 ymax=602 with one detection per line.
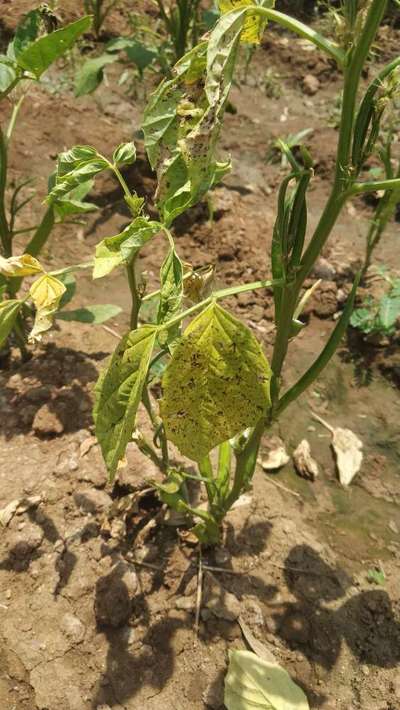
xmin=160 ymin=302 xmax=271 ymax=461
xmin=53 ymin=179 xmax=96 ymax=219
xmin=0 ymin=300 xmax=23 ymax=347
xmin=57 ymin=303 xmax=122 ymax=323
xmin=29 ymin=274 xmax=66 ymax=342
xmin=142 ymin=23 xmax=241 ymax=226
xmin=48 ymin=146 xmax=109 ymax=202
xmin=157 ymin=248 xmax=184 ymax=324
xmin=9 ymin=10 xmax=41 ymax=59
xmin=94 ymin=326 xmax=157 ymax=479
xmin=224 ymin=650 xmax=310 ymax=710
xmin=113 ymin=141 xmax=137 ymax=166
xmin=93 ymin=217 xmax=161 ymax=279
xmin=58 ymin=272 xmax=76 ymax=308
xmin=74 ymin=53 xmax=116 ymax=96
xmin=0 ymin=254 xmax=43 ymax=277
xmin=0 ymin=56 xmax=18 ymax=95
xmin=218 ymin=0 xmax=274 ymax=44
xmin=16 ymin=16 xmax=92 ymax=78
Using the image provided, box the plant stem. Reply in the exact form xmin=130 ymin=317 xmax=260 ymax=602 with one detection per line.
xmin=6 ymin=96 xmax=25 ymax=144
xmin=350 ymin=178 xmax=400 ymax=195
xmin=255 ymin=7 xmax=345 ymax=66
xmin=0 ymin=126 xmax=10 ymax=257
xmin=126 ymin=256 xmax=141 ymax=330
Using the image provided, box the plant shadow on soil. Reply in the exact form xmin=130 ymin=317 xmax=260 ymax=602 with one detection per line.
xmin=0 ymin=344 xmax=105 ymax=439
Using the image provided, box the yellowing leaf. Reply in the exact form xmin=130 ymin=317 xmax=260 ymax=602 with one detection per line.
xmin=225 ymin=650 xmax=310 ymax=710
xmin=0 ymin=254 xmax=43 ymax=277
xmin=160 ymin=302 xmax=271 ymax=461
xmin=93 ymin=326 xmax=157 ymax=480
xmin=29 ymin=274 xmax=66 ymax=342
xmin=218 ymin=0 xmax=274 ymax=44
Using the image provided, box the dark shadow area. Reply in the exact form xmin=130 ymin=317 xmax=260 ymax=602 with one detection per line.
xmin=0 ymin=344 xmax=104 ymax=438
xmin=340 ymin=330 xmax=400 ymax=389
xmin=270 ymin=545 xmax=400 ymax=670
xmin=0 ymin=504 xmax=99 ymax=596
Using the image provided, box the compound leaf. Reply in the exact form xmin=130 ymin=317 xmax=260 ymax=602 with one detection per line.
xmin=160 ymin=302 xmax=271 ymax=461
xmin=224 ymin=649 xmax=310 ymax=710
xmin=17 ymin=16 xmax=91 ymax=78
xmin=0 ymin=300 xmax=23 ymax=347
xmin=94 ymin=326 xmax=157 ymax=479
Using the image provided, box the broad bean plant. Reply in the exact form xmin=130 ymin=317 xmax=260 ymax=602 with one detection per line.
xmin=51 ymin=0 xmax=400 ymax=544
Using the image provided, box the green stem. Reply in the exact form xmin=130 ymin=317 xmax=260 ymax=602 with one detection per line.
xmin=350 ymin=178 xmax=400 ymax=195
xmin=0 ymin=126 xmax=10 ymax=256
xmin=225 ymin=419 xmax=265 ymax=510
xmin=6 ymin=96 xmax=25 ymax=145
xmin=255 ymin=7 xmax=345 ymax=66
xmin=126 ymin=257 xmax=140 ymax=330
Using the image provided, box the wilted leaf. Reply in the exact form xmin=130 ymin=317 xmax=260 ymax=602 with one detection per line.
xmin=16 ymin=16 xmax=91 ymax=78
xmin=93 ymin=217 xmax=161 ymax=279
xmin=0 ymin=299 xmax=23 ymax=347
xmin=292 ymin=439 xmax=318 ymax=481
xmin=218 ymin=0 xmax=273 ymax=45
xmin=57 ymin=303 xmax=122 ymax=323
xmin=94 ymin=326 xmax=157 ymax=479
xmin=0 ymin=254 xmax=43 ymax=277
xmin=53 ymin=179 xmax=97 ymax=219
xmin=238 ymin=618 xmax=276 ymax=663
xmin=312 ymin=413 xmax=363 ymax=486
xmin=261 ymin=443 xmax=290 ymax=471
xmin=160 ymin=302 xmax=271 ymax=461
xmin=113 ymin=141 xmax=137 ymax=166
xmin=74 ymin=53 xmax=116 ymax=96
xmin=29 ymin=274 xmax=66 ymax=342
xmin=225 ymin=649 xmax=310 ymax=710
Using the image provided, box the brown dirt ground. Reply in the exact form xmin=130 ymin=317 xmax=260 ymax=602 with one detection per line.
xmin=0 ymin=4 xmax=400 ymax=710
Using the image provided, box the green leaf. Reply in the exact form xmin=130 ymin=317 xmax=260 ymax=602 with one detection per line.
xmin=113 ymin=141 xmax=137 ymax=167
xmin=49 ymin=146 xmax=108 ymax=202
xmin=58 ymin=272 xmax=76 ymax=309
xmin=160 ymin=302 xmax=271 ymax=461
xmin=53 ymin=179 xmax=96 ymax=219
xmin=378 ymin=293 xmax=400 ymax=331
xmin=224 ymin=649 xmax=310 ymax=710
xmin=124 ymin=40 xmax=158 ymax=72
xmin=93 ymin=217 xmax=161 ymax=279
xmin=350 ymin=307 xmax=375 ymax=334
xmin=16 ymin=16 xmax=92 ymax=78
xmin=10 ymin=10 xmax=41 ymax=59
xmin=0 ymin=300 xmax=23 ymax=347
xmin=94 ymin=326 xmax=157 ymax=479
xmin=57 ymin=304 xmax=122 ymax=324
xmin=74 ymin=53 xmax=116 ymax=96
xmin=367 ymin=568 xmax=385 ymax=585
xmin=0 ymin=56 xmax=18 ymax=95
xmin=157 ymin=248 xmax=184 ymax=324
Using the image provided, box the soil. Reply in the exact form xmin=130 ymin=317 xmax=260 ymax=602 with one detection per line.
xmin=1 ymin=4 xmax=400 ymax=710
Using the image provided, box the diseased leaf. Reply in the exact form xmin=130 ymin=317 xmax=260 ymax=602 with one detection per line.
xmin=53 ymin=179 xmax=97 ymax=219
xmin=74 ymin=53 xmax=116 ymax=96
xmin=94 ymin=326 xmax=157 ymax=479
xmin=160 ymin=302 xmax=271 ymax=461
xmin=142 ymin=26 xmax=239 ymax=225
xmin=93 ymin=217 xmax=161 ymax=279
xmin=224 ymin=649 xmax=310 ymax=710
xmin=10 ymin=9 xmax=41 ymax=58
xmin=16 ymin=16 xmax=91 ymax=78
xmin=29 ymin=274 xmax=66 ymax=342
xmin=57 ymin=303 xmax=122 ymax=323
xmin=49 ymin=150 xmax=108 ymax=202
xmin=113 ymin=141 xmax=137 ymax=166
xmin=218 ymin=0 xmax=274 ymax=45
xmin=0 ymin=254 xmax=43 ymax=277
xmin=0 ymin=300 xmax=23 ymax=347
xmin=157 ymin=248 xmax=183 ymax=324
